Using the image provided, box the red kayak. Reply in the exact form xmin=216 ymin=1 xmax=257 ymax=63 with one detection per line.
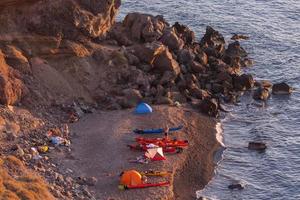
xmin=135 ymin=137 xmax=188 ymax=147
xmin=128 ymin=144 xmax=183 ymax=154
xmin=119 ymin=181 xmax=170 ymax=190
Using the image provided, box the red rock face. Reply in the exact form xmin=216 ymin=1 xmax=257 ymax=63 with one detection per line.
xmin=0 ymin=50 xmax=27 ymax=105
xmin=0 ymin=0 xmax=120 ymax=39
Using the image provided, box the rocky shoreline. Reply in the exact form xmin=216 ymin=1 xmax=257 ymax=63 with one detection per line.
xmin=0 ymin=1 xmax=292 ymax=199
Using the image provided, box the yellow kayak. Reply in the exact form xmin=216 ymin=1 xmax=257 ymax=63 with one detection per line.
xmin=140 ymin=170 xmax=172 ymax=177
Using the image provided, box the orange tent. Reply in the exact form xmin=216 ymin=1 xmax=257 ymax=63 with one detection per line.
xmin=120 ymin=170 xmax=143 ymax=186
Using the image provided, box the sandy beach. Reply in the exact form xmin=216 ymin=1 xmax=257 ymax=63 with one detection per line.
xmin=55 ymin=105 xmax=221 ymax=200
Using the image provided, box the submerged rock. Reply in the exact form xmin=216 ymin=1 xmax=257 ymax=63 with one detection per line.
xmin=248 ymin=142 xmax=267 ymax=150
xmin=228 ymin=182 xmax=245 ymax=190
xmin=272 ymin=82 xmax=292 ymax=95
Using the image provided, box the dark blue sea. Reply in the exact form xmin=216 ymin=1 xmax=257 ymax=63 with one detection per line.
xmin=118 ymin=1 xmax=300 ymax=199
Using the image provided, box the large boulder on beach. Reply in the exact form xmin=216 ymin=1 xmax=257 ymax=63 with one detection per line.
xmin=177 ymin=48 xmax=195 ymax=65
xmin=132 ymin=42 xmax=165 ymax=64
xmin=172 ymin=22 xmax=195 ymax=45
xmin=200 ymin=26 xmax=225 ymax=58
xmin=123 ymin=12 xmax=168 ymax=42
xmin=272 ymin=82 xmax=292 ymax=95
xmin=199 ymin=98 xmax=219 ymax=117
xmin=118 ymin=88 xmax=143 ymax=108
xmin=0 ymin=51 xmax=27 ymax=105
xmin=233 ymin=74 xmax=254 ymax=90
xmin=160 ymin=28 xmax=184 ymax=52
xmin=152 ymin=47 xmax=181 ymax=75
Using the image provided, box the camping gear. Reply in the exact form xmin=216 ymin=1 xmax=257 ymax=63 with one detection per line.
xmin=129 ymin=156 xmax=149 ymax=164
xmin=135 ymin=103 xmax=153 ymax=114
xmin=136 ymin=137 xmax=188 ymax=146
xmin=128 ymin=144 xmax=183 ymax=154
xmin=37 ymin=145 xmax=49 ymax=153
xmin=140 ymin=170 xmax=171 ymax=177
xmin=144 ymin=147 xmax=166 ymax=161
xmin=119 ymin=181 xmax=170 ymax=190
xmin=134 ymin=125 xmax=183 ymax=134
xmin=119 ymin=170 xmax=170 ymax=190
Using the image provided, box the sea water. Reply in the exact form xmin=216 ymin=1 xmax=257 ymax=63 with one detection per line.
xmin=118 ymin=1 xmax=300 ymax=199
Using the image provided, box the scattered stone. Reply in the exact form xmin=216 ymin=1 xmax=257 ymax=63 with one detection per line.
xmin=272 ymin=82 xmax=292 ymax=95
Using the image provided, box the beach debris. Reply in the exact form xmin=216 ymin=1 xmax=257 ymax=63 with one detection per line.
xmin=31 ymin=147 xmax=42 ymax=160
xmin=50 ymin=136 xmax=71 ymax=146
xmin=129 ymin=156 xmax=149 ymax=164
xmin=38 ymin=145 xmax=49 ymax=153
xmin=231 ymin=33 xmax=249 ymax=40
xmin=119 ymin=170 xmax=170 ymax=190
xmin=272 ymin=82 xmax=293 ymax=95
xmin=248 ymin=142 xmax=267 ymax=151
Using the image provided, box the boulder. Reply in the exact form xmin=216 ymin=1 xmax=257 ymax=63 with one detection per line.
xmin=231 ymin=34 xmax=249 ymax=40
xmin=160 ymin=28 xmax=184 ymax=52
xmin=199 ymin=98 xmax=219 ymax=117
xmin=224 ymin=41 xmax=247 ymax=58
xmin=0 ymin=50 xmax=27 ymax=105
xmin=233 ymin=74 xmax=254 ymax=91
xmin=189 ymin=86 xmax=211 ymax=100
xmin=152 ymin=47 xmax=181 ymax=75
xmin=254 ymin=80 xmax=273 ymax=89
xmin=132 ymin=42 xmax=165 ymax=64
xmin=169 ymin=92 xmax=187 ymax=103
xmin=123 ymin=12 xmax=167 ymax=42
xmin=190 ymin=61 xmax=206 ymax=73
xmin=177 ymin=48 xmax=195 ymax=65
xmin=248 ymin=142 xmax=267 ymax=151
xmin=119 ymin=89 xmax=143 ymax=108
xmin=194 ymin=49 xmax=208 ymax=66
xmin=172 ymin=22 xmax=195 ymax=45
xmin=223 ymin=41 xmax=247 ymax=66
xmin=253 ymin=87 xmax=270 ymax=101
xmin=160 ymin=71 xmax=177 ymax=85
xmin=228 ymin=182 xmax=245 ymax=190
xmin=155 ymin=96 xmax=173 ymax=105
xmin=272 ymin=82 xmax=292 ymax=95
xmin=2 ymin=0 xmax=121 ymax=39
xmin=200 ymin=26 xmax=225 ymax=58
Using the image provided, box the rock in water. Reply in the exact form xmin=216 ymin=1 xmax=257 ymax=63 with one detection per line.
xmin=272 ymin=82 xmax=292 ymax=95
xmin=248 ymin=142 xmax=267 ymax=150
xmin=228 ymin=182 xmax=245 ymax=190
xmin=253 ymin=87 xmax=270 ymax=101
xmin=233 ymin=74 xmax=254 ymax=91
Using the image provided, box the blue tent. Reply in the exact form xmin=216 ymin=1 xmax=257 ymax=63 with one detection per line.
xmin=135 ymin=103 xmax=153 ymax=114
